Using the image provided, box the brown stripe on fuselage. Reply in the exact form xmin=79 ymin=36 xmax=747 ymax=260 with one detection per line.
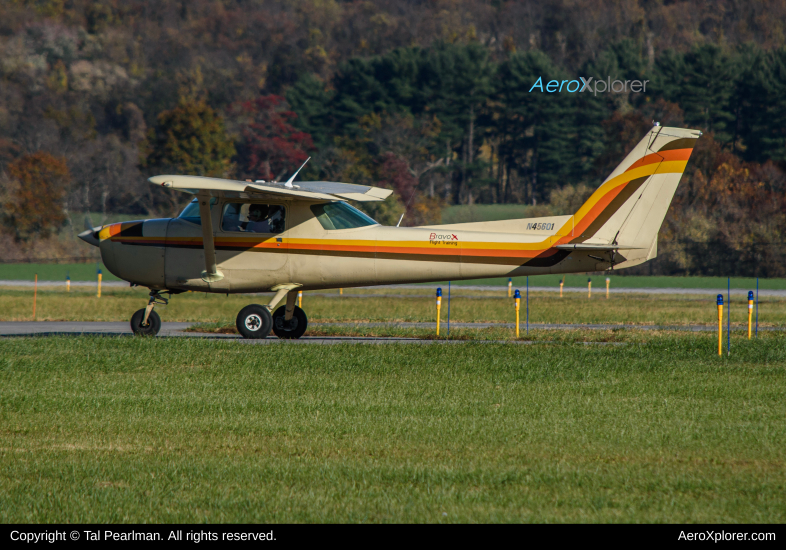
xmin=522 ymin=249 xmax=571 ymax=267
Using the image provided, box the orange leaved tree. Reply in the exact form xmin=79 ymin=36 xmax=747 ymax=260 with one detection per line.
xmin=2 ymin=152 xmax=70 ymax=242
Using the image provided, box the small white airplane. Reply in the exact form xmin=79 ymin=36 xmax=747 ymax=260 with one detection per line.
xmin=79 ymin=125 xmax=700 ymax=338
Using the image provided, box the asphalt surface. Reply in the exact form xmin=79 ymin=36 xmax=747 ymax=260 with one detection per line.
xmin=0 ymin=321 xmax=781 ymax=345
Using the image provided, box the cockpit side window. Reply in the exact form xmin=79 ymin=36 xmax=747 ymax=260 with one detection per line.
xmin=310 ymin=202 xmax=378 ymax=230
xmin=177 ymin=197 xmax=217 ymax=225
xmin=221 ymin=203 xmax=286 ymax=234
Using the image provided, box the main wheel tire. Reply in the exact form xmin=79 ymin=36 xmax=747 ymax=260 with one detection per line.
xmin=130 ymin=308 xmax=161 ymax=336
xmin=272 ymin=306 xmax=308 ymax=339
xmin=236 ymin=304 xmax=273 ymax=339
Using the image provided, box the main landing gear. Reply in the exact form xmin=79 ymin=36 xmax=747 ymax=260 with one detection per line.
xmin=130 ymin=290 xmax=171 ymax=336
xmin=236 ymin=288 xmax=308 ymax=340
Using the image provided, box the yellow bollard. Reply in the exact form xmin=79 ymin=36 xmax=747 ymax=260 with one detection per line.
xmin=298 ymin=290 xmax=302 ymax=308
xmin=587 ymin=278 xmax=592 ymax=299
xmin=747 ymin=291 xmax=754 ymax=339
xmin=559 ymin=281 xmax=563 ymax=298
xmin=717 ymin=294 xmax=723 ymax=356
xmin=339 ymin=288 xmax=343 ymax=295
xmin=66 ymin=275 xmax=70 ymax=293
xmin=514 ymin=289 xmax=521 ymax=338
xmin=97 ymin=271 xmax=102 ymax=298
xmin=33 ymin=274 xmax=37 ymax=320
xmin=507 ymin=278 xmax=512 ymax=298
xmin=606 ymin=277 xmax=610 ymax=299
xmin=436 ymin=288 xmax=442 ymax=337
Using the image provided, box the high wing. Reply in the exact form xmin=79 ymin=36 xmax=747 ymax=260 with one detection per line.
xmin=148 ymin=175 xmax=392 ymax=202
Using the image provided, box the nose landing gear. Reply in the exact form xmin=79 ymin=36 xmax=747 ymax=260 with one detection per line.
xmin=130 ymin=290 xmax=170 ymax=336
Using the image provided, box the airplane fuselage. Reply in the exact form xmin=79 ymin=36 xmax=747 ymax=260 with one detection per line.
xmin=95 ymin=201 xmax=642 ymax=293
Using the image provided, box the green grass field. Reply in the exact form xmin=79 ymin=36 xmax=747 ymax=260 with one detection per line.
xmin=2 ymin=262 xmax=785 ymax=289
xmin=1 ymin=287 xmax=784 ymax=327
xmin=0 ymin=263 xmax=120 ymax=282
xmin=1 ymin=335 xmax=784 ymax=523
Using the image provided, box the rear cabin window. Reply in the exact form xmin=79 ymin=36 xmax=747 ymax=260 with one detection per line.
xmin=178 ymin=197 xmax=217 ymax=225
xmin=310 ymin=202 xmax=378 ymax=230
xmin=221 ymin=203 xmax=285 ymax=234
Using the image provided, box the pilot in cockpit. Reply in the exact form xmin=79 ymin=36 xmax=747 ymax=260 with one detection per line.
xmin=241 ymin=204 xmax=271 ymax=232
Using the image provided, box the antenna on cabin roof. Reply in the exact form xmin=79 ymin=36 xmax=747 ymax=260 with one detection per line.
xmin=284 ymin=157 xmax=310 ymax=188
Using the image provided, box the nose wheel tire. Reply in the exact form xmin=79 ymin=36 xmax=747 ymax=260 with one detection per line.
xmin=236 ymin=304 xmax=273 ymax=339
xmin=272 ymin=306 xmax=308 ymax=339
xmin=130 ymin=308 xmax=161 ymax=336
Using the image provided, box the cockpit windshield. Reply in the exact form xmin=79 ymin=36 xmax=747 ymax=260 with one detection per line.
xmin=310 ymin=202 xmax=378 ymax=230
xmin=178 ymin=197 xmax=217 ymax=225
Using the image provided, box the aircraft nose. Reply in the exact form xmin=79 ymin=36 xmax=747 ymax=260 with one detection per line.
xmin=78 ymin=227 xmax=100 ymax=247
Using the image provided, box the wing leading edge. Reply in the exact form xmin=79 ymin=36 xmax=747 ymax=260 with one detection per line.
xmin=148 ymin=175 xmax=393 ymax=202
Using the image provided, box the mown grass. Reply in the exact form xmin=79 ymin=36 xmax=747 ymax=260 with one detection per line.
xmin=2 ymin=287 xmax=783 ymax=327
xmin=0 ymin=334 xmax=784 ymax=523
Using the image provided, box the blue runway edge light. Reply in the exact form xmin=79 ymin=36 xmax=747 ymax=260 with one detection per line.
xmin=436 ymin=288 xmax=442 ymax=297
xmin=717 ymin=294 xmax=723 ymax=306
xmin=514 ymin=289 xmax=521 ymax=299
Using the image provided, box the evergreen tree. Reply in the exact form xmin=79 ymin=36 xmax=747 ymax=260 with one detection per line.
xmin=496 ymin=50 xmax=577 ymax=202
xmin=737 ymin=47 xmax=786 ymax=163
xmin=656 ymin=45 xmax=738 ymax=143
xmin=286 ymin=74 xmax=334 ymax=150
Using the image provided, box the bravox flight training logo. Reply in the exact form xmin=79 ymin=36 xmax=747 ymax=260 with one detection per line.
xmin=429 ymin=232 xmax=459 ymax=246
xmin=529 ymin=76 xmax=649 ymax=96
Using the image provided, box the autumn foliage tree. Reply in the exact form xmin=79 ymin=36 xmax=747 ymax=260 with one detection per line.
xmin=233 ymin=95 xmax=313 ymax=181
xmin=144 ymin=100 xmax=236 ymax=177
xmin=2 ymin=152 xmax=70 ymax=242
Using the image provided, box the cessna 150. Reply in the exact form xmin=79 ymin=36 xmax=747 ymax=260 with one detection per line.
xmin=79 ymin=125 xmax=700 ymax=339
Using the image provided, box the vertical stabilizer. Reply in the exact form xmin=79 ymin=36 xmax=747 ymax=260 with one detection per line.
xmin=563 ymin=126 xmax=701 ymax=260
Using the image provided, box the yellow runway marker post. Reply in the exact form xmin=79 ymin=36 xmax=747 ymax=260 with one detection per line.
xmin=339 ymin=288 xmax=343 ymax=295
xmin=717 ymin=294 xmax=724 ymax=356
xmin=514 ymin=289 xmax=521 ymax=338
xmin=508 ymin=278 xmax=512 ymax=298
xmin=747 ymin=291 xmax=754 ymax=339
xmin=97 ymin=270 xmax=102 ymax=298
xmin=436 ymin=287 xmax=442 ymax=337
xmin=559 ymin=278 xmax=564 ymax=298
xmin=66 ymin=273 xmax=70 ymax=293
xmin=298 ymin=290 xmax=303 ymax=308
xmin=606 ymin=277 xmax=610 ymax=299
xmin=588 ymin=278 xmax=592 ymax=299
xmin=33 ymin=274 xmax=37 ymax=321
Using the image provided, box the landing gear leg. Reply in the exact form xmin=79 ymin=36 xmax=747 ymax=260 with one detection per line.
xmin=130 ymin=290 xmax=169 ymax=336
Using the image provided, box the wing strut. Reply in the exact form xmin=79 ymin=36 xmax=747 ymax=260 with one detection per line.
xmin=198 ymin=194 xmax=224 ymax=283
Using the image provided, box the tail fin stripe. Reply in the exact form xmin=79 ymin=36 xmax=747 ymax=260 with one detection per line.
xmin=568 ymin=176 xmax=649 ymax=243
xmin=625 ymin=148 xmax=692 ymax=172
